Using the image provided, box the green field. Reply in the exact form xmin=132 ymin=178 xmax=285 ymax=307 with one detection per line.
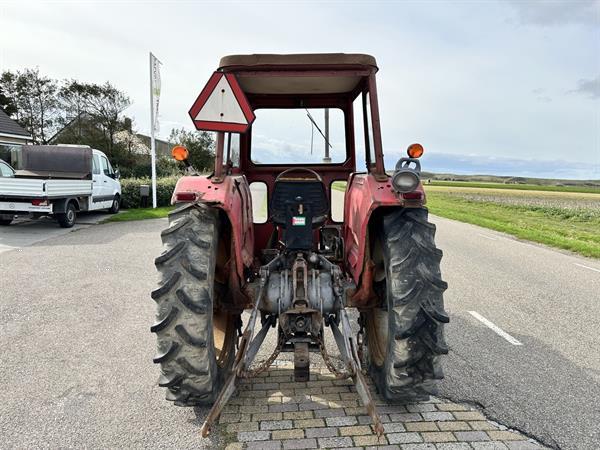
xmin=427 ymin=180 xmax=600 ymax=194
xmin=425 ymin=185 xmax=600 ymax=258
xmin=333 ymin=179 xmax=599 ymax=258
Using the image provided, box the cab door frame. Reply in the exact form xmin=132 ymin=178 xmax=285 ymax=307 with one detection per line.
xmin=89 ymin=151 xmax=112 ymax=210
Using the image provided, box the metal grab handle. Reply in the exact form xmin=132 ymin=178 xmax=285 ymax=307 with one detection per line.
xmin=395 ymin=157 xmax=421 ymax=173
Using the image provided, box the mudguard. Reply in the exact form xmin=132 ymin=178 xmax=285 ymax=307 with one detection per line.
xmin=343 ymin=172 xmax=425 ymax=284
xmin=52 ymin=197 xmax=80 ymax=214
xmin=171 ymin=175 xmax=254 ymax=280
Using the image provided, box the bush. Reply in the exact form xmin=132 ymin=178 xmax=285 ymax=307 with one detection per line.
xmin=120 ymin=176 xmax=179 ymax=209
xmin=119 ymin=156 xmax=183 ymax=179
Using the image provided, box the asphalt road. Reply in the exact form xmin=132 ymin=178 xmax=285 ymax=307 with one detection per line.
xmin=0 ymin=219 xmax=221 ymax=449
xmin=431 ymin=215 xmax=600 ymax=450
xmin=1 ymin=208 xmax=598 ymax=448
xmin=0 ymin=212 xmax=109 ymax=254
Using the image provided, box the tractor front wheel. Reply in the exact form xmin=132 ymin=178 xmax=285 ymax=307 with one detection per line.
xmin=362 ymin=207 xmax=449 ymax=402
xmin=151 ymin=203 xmax=239 ymax=406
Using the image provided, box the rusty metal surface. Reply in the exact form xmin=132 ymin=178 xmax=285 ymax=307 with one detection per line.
xmin=318 ymin=335 xmax=351 ymax=379
xmin=347 ymin=259 xmax=378 ymax=308
xmin=326 ymin=309 xmax=385 ymax=436
xmin=171 ymin=174 xmax=255 ymax=279
xmin=242 ymin=330 xmax=284 ymax=379
xmin=343 ymin=172 xmax=426 ymax=283
xmin=200 ymin=279 xmax=268 ymax=437
xmin=294 ymin=342 xmax=310 ymax=382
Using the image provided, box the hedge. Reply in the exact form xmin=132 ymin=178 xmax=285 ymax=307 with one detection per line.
xmin=120 ymin=177 xmax=178 ymax=209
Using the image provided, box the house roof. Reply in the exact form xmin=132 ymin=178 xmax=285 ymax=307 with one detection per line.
xmin=0 ymin=108 xmax=32 ymax=139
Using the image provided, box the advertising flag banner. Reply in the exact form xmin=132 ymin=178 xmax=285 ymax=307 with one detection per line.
xmin=149 ymin=52 xmax=162 ymax=208
xmin=151 ymin=53 xmax=162 ymax=132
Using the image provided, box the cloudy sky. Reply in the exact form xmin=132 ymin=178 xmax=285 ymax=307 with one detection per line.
xmin=1 ymin=0 xmax=599 ymax=179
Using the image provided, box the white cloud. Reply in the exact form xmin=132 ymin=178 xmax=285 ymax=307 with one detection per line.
xmin=505 ymin=0 xmax=600 ymax=27
xmin=571 ymin=75 xmax=600 ymax=99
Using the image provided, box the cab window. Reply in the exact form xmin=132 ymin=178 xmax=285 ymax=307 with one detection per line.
xmin=92 ymin=155 xmax=101 ymax=175
xmin=227 ymin=133 xmax=240 ymax=168
xmin=0 ymin=161 xmax=14 ymax=177
xmin=251 ymin=108 xmax=346 ymax=165
xmin=100 ymin=156 xmax=112 ymax=176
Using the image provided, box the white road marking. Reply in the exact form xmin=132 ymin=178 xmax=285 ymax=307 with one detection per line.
xmin=468 ymin=311 xmax=523 ymax=346
xmin=478 ymin=233 xmax=498 ymax=241
xmin=574 ymin=263 xmax=600 ymax=273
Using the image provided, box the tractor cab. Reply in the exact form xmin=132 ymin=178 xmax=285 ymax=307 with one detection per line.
xmin=206 ymin=54 xmax=409 ymax=262
xmin=156 ymin=54 xmax=447 ymax=437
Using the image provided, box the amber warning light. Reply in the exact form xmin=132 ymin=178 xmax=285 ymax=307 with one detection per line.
xmin=407 ymin=143 xmax=424 ymax=158
xmin=172 ymin=145 xmax=189 ymax=161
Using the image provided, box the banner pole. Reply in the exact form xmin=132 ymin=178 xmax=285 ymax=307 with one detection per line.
xmin=149 ymin=52 xmax=157 ymax=209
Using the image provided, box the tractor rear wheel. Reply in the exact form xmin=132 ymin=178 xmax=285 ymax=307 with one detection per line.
xmin=362 ymin=208 xmax=449 ymax=402
xmin=151 ymin=203 xmax=239 ymax=406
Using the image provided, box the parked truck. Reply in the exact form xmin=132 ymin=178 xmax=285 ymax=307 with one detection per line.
xmin=0 ymin=145 xmax=121 ymax=228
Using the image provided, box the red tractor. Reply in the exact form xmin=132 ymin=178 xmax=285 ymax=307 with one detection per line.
xmin=151 ymin=54 xmax=448 ymax=435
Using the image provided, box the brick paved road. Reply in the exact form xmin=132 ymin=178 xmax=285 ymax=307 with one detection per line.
xmin=217 ymin=360 xmax=544 ymax=450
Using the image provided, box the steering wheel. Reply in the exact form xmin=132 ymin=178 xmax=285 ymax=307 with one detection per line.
xmin=275 ymin=167 xmax=323 ymax=183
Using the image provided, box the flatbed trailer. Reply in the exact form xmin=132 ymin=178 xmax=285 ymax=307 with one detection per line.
xmin=0 ymin=145 xmax=121 ymax=228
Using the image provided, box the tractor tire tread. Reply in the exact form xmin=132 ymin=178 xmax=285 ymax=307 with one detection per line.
xmin=152 ymin=202 xmax=230 ymax=406
xmin=368 ymin=207 xmax=449 ymax=403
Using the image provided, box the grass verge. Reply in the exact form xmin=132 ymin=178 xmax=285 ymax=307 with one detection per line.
xmin=104 ymin=206 xmax=175 ymax=223
xmin=425 ymin=191 xmax=600 ymax=258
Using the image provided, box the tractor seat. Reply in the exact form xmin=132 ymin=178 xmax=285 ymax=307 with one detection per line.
xmin=270 ymin=168 xmax=329 ymax=228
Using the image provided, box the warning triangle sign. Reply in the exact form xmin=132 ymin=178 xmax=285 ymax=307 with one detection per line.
xmin=189 ymin=72 xmax=255 ymax=133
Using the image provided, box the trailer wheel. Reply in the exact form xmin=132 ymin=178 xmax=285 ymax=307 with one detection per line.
xmin=108 ymin=195 xmax=120 ymax=214
xmin=57 ymin=202 xmax=77 ymax=228
xmin=151 ymin=203 xmax=239 ymax=406
xmin=362 ymin=208 xmax=449 ymax=402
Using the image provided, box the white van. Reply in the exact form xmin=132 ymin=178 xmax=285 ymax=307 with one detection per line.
xmin=0 ymin=145 xmax=121 ymax=228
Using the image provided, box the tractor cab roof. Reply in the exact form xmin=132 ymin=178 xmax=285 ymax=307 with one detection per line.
xmin=218 ymin=53 xmax=378 ymax=96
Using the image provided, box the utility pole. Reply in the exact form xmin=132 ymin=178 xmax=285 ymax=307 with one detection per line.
xmin=323 ymin=108 xmax=331 ymax=163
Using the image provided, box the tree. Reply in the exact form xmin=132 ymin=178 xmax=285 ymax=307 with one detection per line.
xmin=0 ymin=72 xmax=20 ymax=119
xmin=0 ymin=83 xmax=17 ymax=117
xmin=0 ymin=68 xmax=139 ymax=173
xmin=0 ymin=68 xmax=60 ymax=143
xmin=115 ymin=128 xmax=149 ymax=156
xmin=169 ymin=128 xmax=215 ymax=172
xmin=58 ymin=80 xmax=91 ymax=142
xmin=82 ymin=82 xmax=131 ymax=156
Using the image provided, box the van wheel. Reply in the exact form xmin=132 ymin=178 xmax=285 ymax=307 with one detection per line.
xmin=57 ymin=203 xmax=77 ymax=228
xmin=108 ymin=195 xmax=120 ymax=214
xmin=0 ymin=218 xmax=12 ymax=226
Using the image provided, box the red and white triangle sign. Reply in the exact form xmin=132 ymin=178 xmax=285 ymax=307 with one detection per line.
xmin=188 ymin=72 xmax=255 ymax=133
